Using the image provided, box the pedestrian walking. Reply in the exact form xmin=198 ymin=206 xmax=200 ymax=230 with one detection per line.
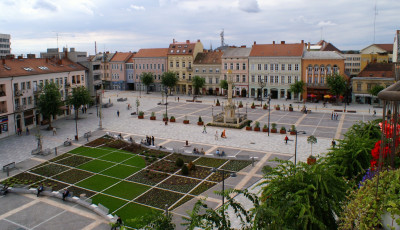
xmin=82 ymin=106 xmax=84 ymax=114
xmin=26 ymin=127 xmax=29 ymax=135
xmin=284 ymin=135 xmax=289 ymax=144
xmin=373 ymin=110 xmax=376 ymax=116
xmin=202 ymin=125 xmax=207 ymax=133
xmin=53 ymin=127 xmax=57 ymax=135
xmin=215 ymin=131 xmax=218 ymax=140
xmin=151 ymin=136 xmax=155 ymax=146
xmin=332 ymin=139 xmax=336 ymax=148
xmin=178 ymin=97 xmax=180 ymax=102
xmin=117 ymin=110 xmax=120 ymax=117
xmin=84 ymin=106 xmax=87 ymax=114
xmin=331 ymin=112 xmax=334 ymax=120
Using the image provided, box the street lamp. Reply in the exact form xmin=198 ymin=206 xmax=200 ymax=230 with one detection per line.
xmin=164 ymin=87 xmax=168 ymax=119
xmin=258 ymin=79 xmax=266 ymax=106
xmin=246 ymin=102 xmax=248 ymax=114
xmin=267 ymin=94 xmax=271 ymax=136
xmin=210 ymin=167 xmax=236 ymax=224
xmin=294 ymin=130 xmax=307 ymax=166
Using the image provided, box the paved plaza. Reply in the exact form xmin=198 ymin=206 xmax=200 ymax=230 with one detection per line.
xmin=0 ymin=90 xmax=380 ymax=229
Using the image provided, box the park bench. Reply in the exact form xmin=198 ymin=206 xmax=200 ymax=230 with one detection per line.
xmin=195 ymin=101 xmax=202 ymax=103
xmin=347 ymin=110 xmax=356 ymax=113
xmin=64 ymin=140 xmax=72 ymax=146
xmin=2 ymin=162 xmax=16 ymax=172
xmin=334 ymin=109 xmax=343 ymax=112
xmin=117 ymin=98 xmax=127 ymax=102
xmin=84 ymin=131 xmax=92 ymax=138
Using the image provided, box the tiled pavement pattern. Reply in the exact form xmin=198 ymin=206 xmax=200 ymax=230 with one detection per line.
xmin=0 ymin=90 xmax=381 ymax=229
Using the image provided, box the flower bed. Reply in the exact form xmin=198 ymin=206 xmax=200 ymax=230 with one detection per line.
xmin=147 ymin=160 xmax=179 ymax=173
xmin=127 ymin=169 xmax=169 ymax=186
xmin=105 ymin=139 xmax=130 ymax=149
xmin=55 ymin=155 xmax=93 ymax=167
xmin=165 ymin=153 xmax=199 ymax=163
xmin=52 ymin=169 xmax=94 ymax=184
xmin=33 ymin=179 xmax=69 ymax=191
xmin=85 ymin=136 xmax=113 ymax=147
xmin=66 ymin=186 xmax=97 ymax=198
xmin=221 ymin=160 xmax=252 ymax=172
xmin=182 ymin=165 xmax=212 ymax=179
xmin=170 ymin=195 xmax=195 ymax=210
xmin=30 ymin=163 xmax=70 ymax=177
xmin=140 ymin=149 xmax=169 ymax=159
xmin=194 ymin=157 xmax=227 ymax=168
xmin=123 ymin=143 xmax=143 ymax=154
xmin=157 ymin=175 xmax=201 ymax=193
xmin=2 ymin=172 xmax=45 ymax=187
xmin=49 ymin=153 xmax=72 ymax=162
xmin=142 ymin=156 xmax=158 ymax=165
xmin=190 ymin=181 xmax=217 ymax=195
xmin=208 ymin=171 xmax=231 ymax=182
xmin=135 ymin=188 xmax=184 ymax=209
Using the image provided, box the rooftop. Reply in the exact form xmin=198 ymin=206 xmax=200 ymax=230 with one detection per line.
xmin=110 ymin=52 xmax=133 ymax=62
xmin=222 ymin=47 xmax=251 ymax=58
xmin=356 ymin=63 xmax=394 ymax=78
xmin=168 ymin=39 xmax=200 ymax=56
xmin=303 ymin=51 xmax=344 ymax=59
xmin=193 ymin=50 xmax=223 ymax=65
xmin=135 ymin=48 xmax=168 ymax=58
xmin=249 ymin=43 xmax=304 ymax=57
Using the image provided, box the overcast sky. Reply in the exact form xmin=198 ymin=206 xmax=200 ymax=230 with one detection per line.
xmin=1 ymin=0 xmax=399 ymax=56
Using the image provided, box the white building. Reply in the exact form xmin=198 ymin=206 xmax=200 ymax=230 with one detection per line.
xmin=0 ymin=34 xmax=11 ymax=58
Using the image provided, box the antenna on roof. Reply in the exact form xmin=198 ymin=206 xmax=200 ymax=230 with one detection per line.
xmin=373 ymin=0 xmax=378 ymax=43
xmin=220 ymin=29 xmax=225 ymax=47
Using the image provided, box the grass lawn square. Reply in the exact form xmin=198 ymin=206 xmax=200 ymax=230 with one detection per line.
xmin=52 ymin=169 xmax=94 ymax=184
xmin=157 ymin=175 xmax=201 ymax=193
xmin=91 ymin=194 xmax=127 ymax=212
xmin=30 ymin=163 xmax=70 ymax=177
xmin=127 ymin=169 xmax=169 ymax=186
xmin=67 ymin=186 xmax=97 ymax=198
xmin=194 ymin=157 xmax=227 ymax=168
xmin=147 ymin=160 xmax=179 ymax=173
xmin=77 ymin=159 xmax=115 ymax=173
xmin=165 ymin=153 xmax=198 ymax=163
xmin=100 ymin=165 xmax=141 ymax=179
xmin=49 ymin=153 xmax=72 ymax=162
xmin=121 ymin=155 xmax=146 ymax=168
xmin=170 ymin=195 xmax=195 ymax=210
xmin=115 ymin=203 xmax=160 ymax=228
xmin=98 ymin=152 xmax=133 ymax=163
xmin=68 ymin=146 xmax=92 ymax=154
xmin=73 ymin=148 xmax=112 ymax=158
xmin=221 ymin=160 xmax=252 ymax=172
xmin=190 ymin=181 xmax=217 ymax=195
xmin=103 ymin=181 xmax=150 ymax=200
xmin=135 ymin=188 xmax=184 ymax=209
xmin=75 ymin=175 xmax=119 ymax=192
xmin=55 ymin=155 xmax=93 ymax=167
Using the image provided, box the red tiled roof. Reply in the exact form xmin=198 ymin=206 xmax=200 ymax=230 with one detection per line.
xmin=250 ymin=43 xmax=305 ymax=57
xmin=126 ymin=54 xmax=135 ymax=63
xmin=194 ymin=51 xmax=223 ymax=64
xmin=0 ymin=58 xmax=86 ymax=78
xmin=110 ymin=52 xmax=133 ymax=62
xmin=357 ymin=63 xmax=394 ymax=78
xmin=168 ymin=40 xmax=196 ymax=55
xmin=374 ymin=44 xmax=393 ymax=52
xmin=135 ymin=48 xmax=168 ymax=58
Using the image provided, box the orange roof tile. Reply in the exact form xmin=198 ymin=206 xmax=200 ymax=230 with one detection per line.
xmin=374 ymin=44 xmax=393 ymax=52
xmin=135 ymin=48 xmax=168 ymax=58
xmin=357 ymin=63 xmax=394 ymax=78
xmin=0 ymin=58 xmax=86 ymax=78
xmin=250 ymin=43 xmax=304 ymax=57
xmin=110 ymin=52 xmax=133 ymax=62
xmin=194 ymin=51 xmax=223 ymax=64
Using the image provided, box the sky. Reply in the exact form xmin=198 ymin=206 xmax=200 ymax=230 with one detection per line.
xmin=1 ymin=0 xmax=399 ymax=56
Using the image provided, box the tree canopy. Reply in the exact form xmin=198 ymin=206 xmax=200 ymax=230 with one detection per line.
xmin=68 ymin=86 xmax=91 ymax=120
xmin=220 ymin=80 xmax=228 ymax=90
xmin=141 ymin=72 xmax=154 ymax=93
xmin=326 ymin=73 xmax=347 ymax=103
xmin=161 ymin=71 xmax=179 ymax=94
xmin=289 ymin=80 xmax=305 ymax=101
xmin=37 ymin=82 xmax=62 ymax=129
xmin=192 ymin=75 xmax=205 ymax=95
xmin=369 ymin=84 xmax=385 ymax=96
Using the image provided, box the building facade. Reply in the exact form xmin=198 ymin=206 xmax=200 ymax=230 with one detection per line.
xmin=167 ymin=39 xmax=203 ymax=94
xmin=342 ymin=51 xmax=361 ymax=77
xmin=0 ymin=34 xmax=11 ymax=58
xmin=100 ymin=52 xmax=115 ymax=90
xmin=0 ymin=57 xmax=86 ymax=138
xmin=134 ymin=48 xmax=168 ymax=92
xmin=249 ymin=41 xmax=304 ymax=100
xmin=193 ymin=50 xmax=223 ymax=95
xmin=110 ymin=52 xmax=133 ymax=90
xmin=360 ymin=44 xmax=393 ymax=71
xmin=222 ymin=47 xmax=251 ymax=97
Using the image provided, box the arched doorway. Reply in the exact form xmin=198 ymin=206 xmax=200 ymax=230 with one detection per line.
xmin=241 ymin=88 xmax=247 ymax=97
xmin=16 ymin=114 xmax=21 ymax=131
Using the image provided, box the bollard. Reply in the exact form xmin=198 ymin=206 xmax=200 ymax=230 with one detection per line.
xmin=185 ymin=140 xmax=188 ymax=146
xmin=6 ymin=167 xmax=9 ymax=177
xmin=165 ymin=204 xmax=169 ymax=215
xmin=252 ymin=157 xmax=255 ymax=167
xmin=54 ymin=147 xmax=57 ymax=156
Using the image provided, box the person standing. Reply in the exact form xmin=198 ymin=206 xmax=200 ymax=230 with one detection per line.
xmin=26 ymin=127 xmax=29 ymax=135
xmin=178 ymin=97 xmax=180 ymax=102
xmin=331 ymin=139 xmax=336 ymax=148
xmin=373 ymin=110 xmax=376 ymax=116
xmin=37 ymin=184 xmax=44 ymax=197
xmin=53 ymin=127 xmax=57 ymax=135
xmin=331 ymin=112 xmax=334 ymax=120
xmin=117 ymin=110 xmax=120 ymax=117
xmin=151 ymin=136 xmax=155 ymax=146
xmin=284 ymin=135 xmax=289 ymax=144
xmin=202 ymin=125 xmax=207 ymax=134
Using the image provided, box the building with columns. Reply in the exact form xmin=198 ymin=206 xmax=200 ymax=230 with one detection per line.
xmin=167 ymin=39 xmax=203 ymax=94
xmin=193 ymin=50 xmax=223 ymax=95
xmin=249 ymin=41 xmax=305 ymax=100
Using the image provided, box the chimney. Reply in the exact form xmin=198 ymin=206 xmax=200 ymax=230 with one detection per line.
xmin=301 ymin=40 xmax=304 ymax=44
xmin=63 ymin=47 xmax=68 ymax=52
xmin=18 ymin=55 xmax=23 ymax=59
xmin=186 ymin=40 xmax=190 ymax=43
xmin=281 ymin=41 xmax=285 ymax=44
xmin=27 ymin=54 xmax=36 ymax=59
xmin=273 ymin=41 xmax=275 ymax=44
xmin=307 ymin=42 xmax=310 ymax=51
xmin=254 ymin=41 xmax=256 ymax=45
xmin=173 ymin=38 xmax=175 ymax=44
xmin=197 ymin=39 xmax=200 ymax=42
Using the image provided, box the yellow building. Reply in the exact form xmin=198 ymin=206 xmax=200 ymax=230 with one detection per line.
xmin=167 ymin=39 xmax=203 ymax=94
xmin=360 ymin=44 xmax=393 ymax=71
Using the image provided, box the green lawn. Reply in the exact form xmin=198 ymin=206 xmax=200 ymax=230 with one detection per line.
xmin=100 ymin=165 xmax=141 ymax=179
xmin=77 ymin=159 xmax=114 ymax=173
xmin=115 ymin=202 xmax=160 ymax=228
xmin=121 ymin=155 xmax=146 ymax=168
xmin=71 ymin=148 xmax=112 ymax=158
xmin=91 ymin=194 xmax=128 ymax=212
xmin=99 ymin=152 xmax=133 ymax=163
xmin=68 ymin=146 xmax=92 ymax=154
xmin=103 ymin=181 xmax=150 ymax=200
xmin=75 ymin=175 xmax=119 ymax=191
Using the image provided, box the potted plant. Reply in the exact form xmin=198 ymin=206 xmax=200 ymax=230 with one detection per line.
xmin=271 ymin=123 xmax=277 ymax=133
xmin=150 ymin=111 xmax=156 ymax=120
xmin=289 ymin=104 xmax=293 ymax=112
xmin=254 ymin=121 xmax=260 ymax=131
xmin=246 ymin=121 xmax=252 ymax=131
xmin=170 ymin=116 xmax=176 ymax=122
xmin=276 ymin=104 xmax=280 ymax=110
xmin=183 ymin=115 xmax=189 ymax=124
xmin=262 ymin=124 xmax=268 ymax=132
xmin=216 ymin=99 xmax=220 ymax=106
xmin=263 ymin=103 xmax=268 ymax=110
xmin=251 ymin=102 xmax=256 ymax=109
xmin=307 ymin=135 xmax=317 ymax=164
xmin=138 ymin=111 xmax=144 ymax=119
xmin=197 ymin=116 xmax=204 ymax=126
xmin=290 ymin=125 xmax=296 ymax=135
xmin=239 ymin=101 xmax=243 ymax=108
xmin=280 ymin=126 xmax=286 ymax=134
xmin=163 ymin=113 xmax=168 ymax=122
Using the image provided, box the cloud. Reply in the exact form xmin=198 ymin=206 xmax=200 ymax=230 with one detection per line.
xmin=130 ymin=4 xmax=145 ymax=11
xmin=33 ymin=0 xmax=57 ymax=11
xmin=238 ymin=0 xmax=260 ymax=13
xmin=317 ymin=20 xmax=337 ymax=27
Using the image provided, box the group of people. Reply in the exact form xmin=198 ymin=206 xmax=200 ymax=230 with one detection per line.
xmin=193 ymin=147 xmax=205 ymax=155
xmin=215 ymin=149 xmax=225 ymax=157
xmin=81 ymin=106 xmax=88 ymax=114
xmin=143 ymin=135 xmax=155 ymax=146
xmin=214 ymin=130 xmax=227 ymax=140
xmin=331 ymin=112 xmax=340 ymax=120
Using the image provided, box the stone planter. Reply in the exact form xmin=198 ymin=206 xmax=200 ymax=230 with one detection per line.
xmin=262 ymin=128 xmax=268 ymax=132
xmin=271 ymin=129 xmax=277 ymax=133
xmin=280 ymin=130 xmax=286 ymax=134
xmin=307 ymin=157 xmax=316 ymax=165
xmin=238 ymin=105 xmax=243 ymax=108
xmin=290 ymin=131 xmax=296 ymax=135
xmin=150 ymin=116 xmax=156 ymax=120
xmin=263 ymin=106 xmax=268 ymax=110
xmin=183 ymin=120 xmax=189 ymax=124
xmin=246 ymin=126 xmax=252 ymax=131
xmin=289 ymin=107 xmax=293 ymax=111
xmin=216 ymin=103 xmax=220 ymax=106
xmin=163 ymin=118 xmax=168 ymax=122
xmin=138 ymin=115 xmax=144 ymax=119
xmin=254 ymin=127 xmax=260 ymax=132
xmin=276 ymin=107 xmax=280 ymax=111
xmin=170 ymin=118 xmax=175 ymax=122
xmin=197 ymin=121 xmax=204 ymax=126
xmin=251 ymin=106 xmax=256 ymax=109
xmin=381 ymin=211 xmax=400 ymax=230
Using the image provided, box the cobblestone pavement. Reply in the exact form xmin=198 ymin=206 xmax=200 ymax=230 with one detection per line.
xmin=0 ymin=90 xmax=381 ymax=229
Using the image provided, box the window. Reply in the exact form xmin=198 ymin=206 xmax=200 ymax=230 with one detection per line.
xmin=308 ymin=66 xmax=312 ymax=73
xmin=242 ymin=75 xmax=246 ymax=82
xmin=281 ymin=64 xmax=285 ymax=71
xmin=367 ymin=83 xmax=372 ymax=91
xmin=295 ymin=76 xmax=299 ymax=82
xmin=314 ymin=76 xmax=318 ymax=83
xmin=170 ymin=62 xmax=173 ymax=67
xmin=281 ymin=76 xmax=285 ymax=84
xmin=209 ymin=68 xmax=213 ymax=73
xmin=202 ymin=68 xmax=206 ymax=73
xmin=236 ymin=75 xmax=240 ymax=82
xmin=258 ymin=64 xmax=262 ymax=70
xmin=270 ymin=76 xmax=274 ymax=83
xmin=357 ymin=83 xmax=361 ymax=91
xmin=182 ymin=62 xmax=186 ymax=68
xmin=275 ymin=64 xmax=278 ymax=71
xmin=242 ymin=63 xmax=246 ymax=70
xmin=258 ymin=75 xmax=261 ymax=82
xmin=314 ymin=66 xmax=319 ymax=73
xmin=288 ymin=64 xmax=292 ymax=71
xmin=158 ymin=64 xmax=160 ymax=69
xmin=22 ymin=97 xmax=26 ymax=105
xmin=236 ymin=63 xmax=240 ymax=70
xmin=28 ymin=96 xmax=32 ymax=105
xmin=189 ymin=74 xmax=192 ymax=80
xmin=251 ymin=75 xmax=255 ymax=82
xmin=216 ymin=77 xmax=219 ymax=84
xmin=333 ymin=66 xmax=338 ymax=73
xmin=224 ymin=63 xmax=227 ymax=70
xmin=176 ymin=62 xmax=179 ymax=67
xmin=224 ymin=75 xmax=227 ymax=80
xmin=275 ymin=76 xmax=279 ymax=83
xmin=182 ymin=73 xmax=185 ymax=79
xmin=270 ymin=64 xmax=274 ymax=71
xmin=195 ymin=68 xmax=199 ymax=73
xmin=264 ymin=64 xmax=268 ymax=70
xmin=295 ymin=64 xmax=299 ymax=71
xmin=320 ymin=77 xmax=324 ymax=84
xmin=162 ymin=64 xmax=164 ymax=71
xmin=288 ymin=76 xmax=292 ymax=84
xmin=230 ymin=63 xmax=233 ymax=69
xmin=50 ymin=79 xmax=54 ymax=83
xmin=216 ymin=68 xmax=220 ymax=73
xmin=251 ymin=64 xmax=255 ymax=70
xmin=188 ymin=62 xmax=191 ymax=68
xmin=320 ymin=66 xmax=325 ymax=73
xmin=21 ymin=82 xmax=25 ymax=90
xmin=264 ymin=76 xmax=268 ymax=83
xmin=27 ymin=82 xmax=31 ymax=89
xmin=209 ymin=77 xmax=212 ymax=84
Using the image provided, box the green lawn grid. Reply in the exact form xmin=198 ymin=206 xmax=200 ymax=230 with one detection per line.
xmin=18 ymin=143 xmax=253 ymax=228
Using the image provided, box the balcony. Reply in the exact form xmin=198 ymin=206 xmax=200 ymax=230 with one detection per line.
xmin=186 ymin=67 xmax=193 ymax=72
xmin=15 ymin=105 xmax=25 ymax=113
xmin=14 ymin=90 xmax=23 ymax=97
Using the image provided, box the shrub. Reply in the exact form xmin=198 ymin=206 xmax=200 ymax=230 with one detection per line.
xmin=139 ymin=111 xmax=144 ymax=116
xmin=291 ymin=124 xmax=296 ymax=132
xmin=280 ymin=126 xmax=286 ymax=131
xmin=198 ymin=116 xmax=203 ymax=122
xmin=176 ymin=158 xmax=184 ymax=167
xmin=271 ymin=123 xmax=277 ymax=129
xmin=151 ymin=111 xmax=155 ymax=117
xmin=263 ymin=124 xmax=268 ymax=129
xmin=251 ymin=102 xmax=255 ymax=107
xmin=216 ymin=99 xmax=220 ymax=105
xmin=239 ymin=101 xmax=243 ymax=106
xmin=181 ymin=165 xmax=189 ymax=175
xmin=170 ymin=116 xmax=175 ymax=119
xmin=255 ymin=121 xmax=260 ymax=128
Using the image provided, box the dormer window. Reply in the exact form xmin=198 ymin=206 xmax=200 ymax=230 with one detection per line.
xmin=23 ymin=67 xmax=34 ymax=71
xmin=178 ymin=45 xmax=182 ymax=48
xmin=38 ymin=66 xmax=49 ymax=70
xmin=170 ymin=50 xmax=174 ymax=53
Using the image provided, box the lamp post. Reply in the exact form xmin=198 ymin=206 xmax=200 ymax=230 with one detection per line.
xmin=267 ymin=94 xmax=271 ymax=136
xmin=258 ymin=79 xmax=266 ymax=106
xmin=246 ymin=102 xmax=248 ymax=114
xmin=294 ymin=130 xmax=307 ymax=166
xmin=164 ymin=87 xmax=168 ymax=118
xmin=99 ymin=83 xmax=103 ymax=130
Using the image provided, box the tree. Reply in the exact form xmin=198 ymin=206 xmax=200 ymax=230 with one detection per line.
xmin=369 ymin=85 xmax=385 ymax=96
xmin=289 ymin=80 xmax=305 ymax=101
xmin=37 ymin=82 xmax=62 ymax=130
xmin=141 ymin=72 xmax=154 ymax=94
xmin=307 ymin=135 xmax=318 ymax=156
xmin=219 ymin=80 xmax=234 ymax=95
xmin=326 ymin=73 xmax=347 ymax=104
xmin=68 ymin=86 xmax=91 ymax=139
xmin=126 ymin=211 xmax=175 ymax=230
xmin=161 ymin=71 xmax=178 ymax=95
xmin=192 ymin=75 xmax=205 ymax=96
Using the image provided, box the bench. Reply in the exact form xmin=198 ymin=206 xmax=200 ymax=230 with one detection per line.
xmin=117 ymin=98 xmax=127 ymax=102
xmin=84 ymin=131 xmax=92 ymax=138
xmin=3 ymin=162 xmax=16 ymax=172
xmin=347 ymin=110 xmax=356 ymax=113
xmin=64 ymin=141 xmax=72 ymax=146
xmin=334 ymin=109 xmax=343 ymax=112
